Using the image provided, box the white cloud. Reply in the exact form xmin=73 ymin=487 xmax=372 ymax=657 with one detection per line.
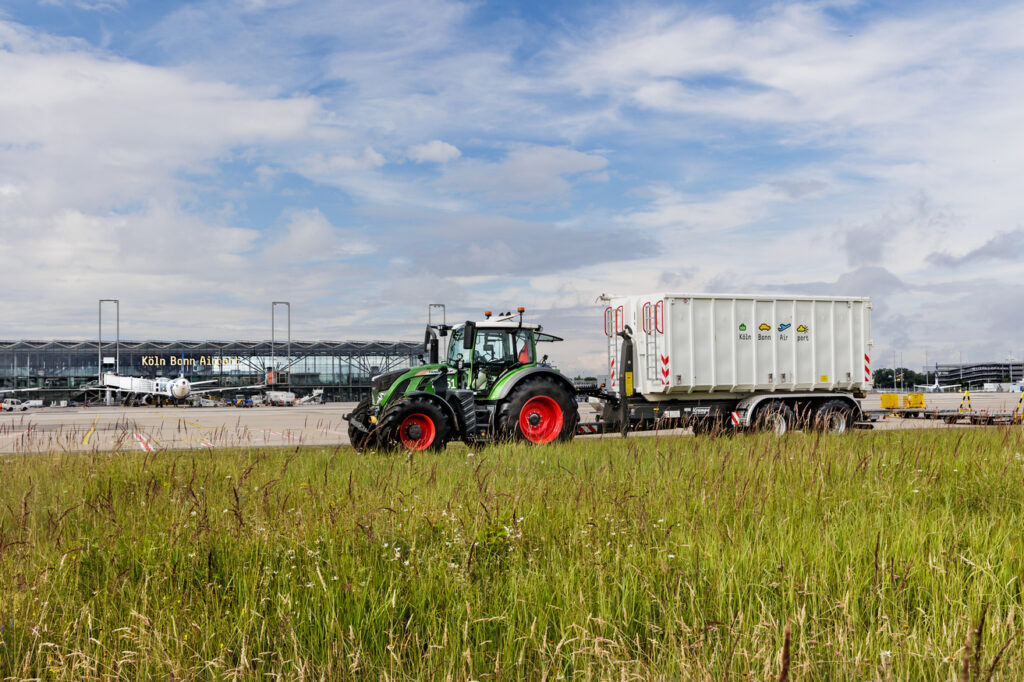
xmin=437 ymin=144 xmax=608 ymax=203
xmin=262 ymin=208 xmax=374 ymax=264
xmin=407 ymin=140 xmax=461 ymax=164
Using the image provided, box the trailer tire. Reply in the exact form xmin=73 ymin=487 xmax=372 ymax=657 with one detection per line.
xmin=498 ymin=376 xmax=578 ymax=444
xmin=754 ymin=401 xmax=795 ymax=436
xmin=381 ymin=397 xmax=449 ymax=452
xmin=814 ymin=399 xmax=854 ymax=434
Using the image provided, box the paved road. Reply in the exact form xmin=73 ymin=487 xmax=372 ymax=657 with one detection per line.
xmin=0 ymin=404 xmax=358 ymax=454
xmin=0 ymin=392 xmax=1018 ymax=454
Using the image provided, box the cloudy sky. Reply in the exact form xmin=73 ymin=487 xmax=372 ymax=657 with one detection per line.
xmin=2 ymin=0 xmax=1023 ymax=375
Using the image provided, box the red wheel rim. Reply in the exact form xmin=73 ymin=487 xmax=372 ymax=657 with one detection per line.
xmin=518 ymin=396 xmax=563 ymax=444
xmin=399 ymin=413 xmax=436 ymax=450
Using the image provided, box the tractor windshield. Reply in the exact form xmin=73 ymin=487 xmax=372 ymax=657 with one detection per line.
xmin=447 ymin=326 xmax=464 ymax=365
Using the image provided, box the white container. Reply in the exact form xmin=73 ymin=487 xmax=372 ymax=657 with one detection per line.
xmin=602 ymin=293 xmax=873 ymax=398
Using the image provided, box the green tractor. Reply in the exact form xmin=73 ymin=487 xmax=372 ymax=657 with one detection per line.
xmin=345 ymin=308 xmax=579 ymax=451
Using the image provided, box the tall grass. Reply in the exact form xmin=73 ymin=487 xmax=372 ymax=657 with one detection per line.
xmin=1 ymin=428 xmax=1023 ymax=680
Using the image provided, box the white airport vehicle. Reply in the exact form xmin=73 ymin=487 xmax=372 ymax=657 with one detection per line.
xmin=597 ymin=293 xmax=873 ymax=435
xmin=2 ymin=398 xmax=29 ymax=411
xmin=264 ymin=390 xmax=297 ymax=406
xmin=297 ymin=389 xmax=324 ymax=405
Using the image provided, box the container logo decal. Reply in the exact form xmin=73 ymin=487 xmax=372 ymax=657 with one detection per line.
xmin=758 ymin=323 xmax=771 ymax=331
xmin=738 ymin=324 xmax=752 ymax=341
xmin=777 ymin=323 xmax=791 ymax=332
xmin=738 ymin=323 xmax=747 ymax=331
xmin=797 ymin=324 xmax=809 ymax=333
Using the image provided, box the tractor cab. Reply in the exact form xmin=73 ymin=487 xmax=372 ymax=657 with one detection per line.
xmin=444 ymin=311 xmax=562 ymax=395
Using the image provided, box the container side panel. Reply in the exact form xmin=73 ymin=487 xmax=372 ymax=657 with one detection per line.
xmin=755 ymin=300 xmax=775 ymax=387
xmin=668 ymin=298 xmax=694 ymax=391
xmin=794 ymin=300 xmax=815 ymax=389
xmin=776 ymin=300 xmax=795 ymax=387
xmin=736 ymin=299 xmax=756 ymax=389
xmin=691 ymin=298 xmax=712 ymax=389
xmin=834 ymin=302 xmax=853 ymax=387
xmin=814 ymin=303 xmax=834 ymax=388
xmin=714 ymin=299 xmax=735 ymax=388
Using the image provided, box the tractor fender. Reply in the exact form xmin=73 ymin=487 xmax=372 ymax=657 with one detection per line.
xmin=489 ymin=367 xmax=577 ymax=402
xmin=385 ymin=391 xmax=460 ymax=435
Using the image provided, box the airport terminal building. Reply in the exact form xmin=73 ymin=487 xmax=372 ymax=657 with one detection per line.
xmin=0 ymin=338 xmax=421 ymax=402
xmin=935 ymin=362 xmax=1024 ymax=388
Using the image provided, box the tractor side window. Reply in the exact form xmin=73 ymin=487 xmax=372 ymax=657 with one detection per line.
xmin=514 ymin=330 xmax=533 ymax=364
xmin=473 ymin=330 xmax=512 ymax=364
xmin=447 ymin=327 xmax=464 ymax=365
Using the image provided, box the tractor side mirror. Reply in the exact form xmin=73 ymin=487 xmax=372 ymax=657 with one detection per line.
xmin=463 ymin=321 xmax=476 ymax=349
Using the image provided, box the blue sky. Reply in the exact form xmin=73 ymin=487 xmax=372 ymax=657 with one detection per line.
xmin=1 ymin=0 xmax=1023 ymax=375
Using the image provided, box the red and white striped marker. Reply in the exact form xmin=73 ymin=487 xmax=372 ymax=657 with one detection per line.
xmin=576 ymin=424 xmax=600 ymax=435
xmin=730 ymin=412 xmax=740 ymax=426
xmin=134 ymin=433 xmax=153 ymax=452
xmin=864 ymin=354 xmax=871 ymax=383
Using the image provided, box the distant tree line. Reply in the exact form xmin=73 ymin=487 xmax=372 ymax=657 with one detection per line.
xmin=872 ymin=367 xmax=929 ymax=389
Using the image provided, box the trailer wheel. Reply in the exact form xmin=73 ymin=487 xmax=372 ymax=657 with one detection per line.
xmin=754 ymin=401 xmax=795 ymax=436
xmin=381 ymin=397 xmax=449 ymax=452
xmin=814 ymin=399 xmax=854 ymax=434
xmin=347 ymin=398 xmax=380 ymax=451
xmin=498 ymin=377 xmax=579 ymax=444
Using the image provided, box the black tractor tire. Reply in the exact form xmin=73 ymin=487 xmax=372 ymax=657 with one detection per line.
xmin=497 ymin=376 xmax=579 ymax=444
xmin=814 ymin=399 xmax=855 ymax=434
xmin=753 ymin=401 xmax=795 ymax=436
xmin=379 ymin=397 xmax=450 ymax=452
xmin=347 ymin=397 xmax=381 ymax=451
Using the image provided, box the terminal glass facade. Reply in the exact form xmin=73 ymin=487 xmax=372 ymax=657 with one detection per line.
xmin=0 ymin=339 xmax=421 ymax=401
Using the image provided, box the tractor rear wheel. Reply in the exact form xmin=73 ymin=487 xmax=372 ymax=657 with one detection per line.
xmin=347 ymin=397 xmax=379 ymax=451
xmin=381 ymin=397 xmax=449 ymax=452
xmin=498 ymin=377 xmax=578 ymax=444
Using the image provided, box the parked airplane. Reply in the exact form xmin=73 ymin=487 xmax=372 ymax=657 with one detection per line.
xmin=102 ymin=372 xmax=263 ymax=404
xmin=913 ymin=378 xmax=958 ymax=393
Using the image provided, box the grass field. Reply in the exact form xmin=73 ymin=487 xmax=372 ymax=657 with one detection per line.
xmin=1 ymin=429 xmax=1023 ymax=680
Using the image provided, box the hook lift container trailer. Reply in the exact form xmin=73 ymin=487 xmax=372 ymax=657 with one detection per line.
xmin=344 ymin=294 xmax=873 ymax=451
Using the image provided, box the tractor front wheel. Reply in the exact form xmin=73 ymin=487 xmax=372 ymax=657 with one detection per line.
xmin=381 ymin=397 xmax=449 ymax=452
xmin=347 ymin=398 xmax=379 ymax=451
xmin=498 ymin=377 xmax=578 ymax=444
